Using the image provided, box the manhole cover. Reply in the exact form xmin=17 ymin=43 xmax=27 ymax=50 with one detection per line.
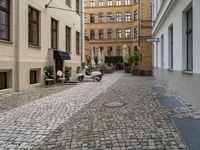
xmin=104 ymin=102 xmax=125 ymax=108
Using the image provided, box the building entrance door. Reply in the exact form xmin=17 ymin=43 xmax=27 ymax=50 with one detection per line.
xmin=55 ymin=59 xmax=64 ymax=81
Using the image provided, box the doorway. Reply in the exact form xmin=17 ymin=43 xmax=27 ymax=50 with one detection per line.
xmin=55 ymin=59 xmax=64 ymax=81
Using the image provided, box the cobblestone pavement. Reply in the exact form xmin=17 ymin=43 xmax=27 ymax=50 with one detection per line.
xmin=36 ymin=74 xmax=187 ymax=150
xmin=0 ymin=72 xmax=123 ymax=149
xmin=0 ymin=84 xmax=75 ymax=113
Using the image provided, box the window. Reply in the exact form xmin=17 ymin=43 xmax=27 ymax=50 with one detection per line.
xmin=134 ymin=11 xmax=138 ymax=20
xmin=99 ymin=0 xmax=103 ymax=6
xmin=84 ymin=0 xmax=86 ymax=7
xmin=134 ymin=0 xmax=138 ymax=4
xmin=125 ymin=0 xmax=130 ymax=5
xmin=125 ymin=28 xmax=130 ymax=38
xmin=186 ymin=8 xmax=193 ymax=71
xmin=116 ymin=46 xmax=121 ymax=56
xmin=66 ymin=26 xmax=71 ymax=52
xmin=125 ymin=12 xmax=131 ymax=22
xmin=0 ymin=72 xmax=7 ymax=90
xmin=0 ymin=0 xmax=10 ymax=40
xmin=90 ymin=29 xmax=95 ymax=40
xmin=76 ymin=32 xmax=80 ymax=55
xmin=107 ymin=29 xmax=112 ymax=39
xmin=108 ymin=0 xmax=112 ymax=6
xmin=90 ymin=14 xmax=95 ymax=23
xmin=107 ymin=47 xmax=112 ymax=56
xmin=30 ymin=70 xmax=37 ymax=84
xmin=116 ymin=12 xmax=121 ymax=22
xmin=107 ymin=13 xmax=113 ymax=22
xmin=116 ymin=0 xmax=121 ymax=5
xmin=168 ymin=25 xmax=173 ymax=69
xmin=28 ymin=7 xmax=40 ymax=46
xmin=134 ymin=27 xmax=138 ymax=38
xmin=90 ymin=0 xmax=95 ymax=7
xmin=98 ymin=13 xmax=104 ymax=23
xmin=76 ymin=0 xmax=80 ymax=13
xmin=99 ymin=29 xmax=104 ymax=39
xmin=66 ymin=0 xmax=71 ymax=7
xmin=116 ymin=29 xmax=121 ymax=39
xmin=134 ymin=46 xmax=138 ymax=52
xmin=51 ymin=18 xmax=58 ymax=49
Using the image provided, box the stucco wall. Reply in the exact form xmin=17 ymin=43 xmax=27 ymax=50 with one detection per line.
xmin=0 ymin=0 xmax=82 ymax=91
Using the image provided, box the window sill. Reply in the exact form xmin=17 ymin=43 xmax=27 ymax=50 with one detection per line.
xmin=29 ymin=45 xmax=41 ymax=49
xmin=182 ymin=70 xmax=193 ymax=75
xmin=0 ymin=40 xmax=13 ymax=45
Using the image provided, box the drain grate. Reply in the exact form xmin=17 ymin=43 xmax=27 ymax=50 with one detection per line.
xmin=159 ymin=96 xmax=185 ymax=109
xmin=104 ymin=101 xmax=125 ymax=108
xmin=172 ymin=117 xmax=200 ymax=150
xmin=152 ymin=86 xmax=167 ymax=94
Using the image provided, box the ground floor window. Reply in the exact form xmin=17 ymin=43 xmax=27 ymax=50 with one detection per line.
xmin=0 ymin=72 xmax=7 ymax=90
xmin=30 ymin=70 xmax=37 ymax=84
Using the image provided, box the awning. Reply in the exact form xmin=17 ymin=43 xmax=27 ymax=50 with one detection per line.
xmin=54 ymin=50 xmax=71 ymax=60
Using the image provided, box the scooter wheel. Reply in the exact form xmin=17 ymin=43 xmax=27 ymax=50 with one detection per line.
xmin=78 ymin=76 xmax=84 ymax=81
xmin=95 ymin=75 xmax=102 ymax=82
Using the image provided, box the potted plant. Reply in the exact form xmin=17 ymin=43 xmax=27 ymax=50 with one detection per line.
xmin=43 ymin=65 xmax=55 ymax=85
xmin=64 ymin=66 xmax=71 ymax=81
xmin=44 ymin=65 xmax=54 ymax=79
xmin=131 ymin=65 xmax=141 ymax=76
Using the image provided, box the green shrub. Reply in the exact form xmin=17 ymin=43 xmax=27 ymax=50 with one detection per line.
xmin=64 ymin=66 xmax=71 ymax=80
xmin=99 ymin=63 xmax=114 ymax=74
xmin=44 ymin=65 xmax=54 ymax=79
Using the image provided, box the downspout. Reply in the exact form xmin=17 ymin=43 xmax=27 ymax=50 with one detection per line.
xmin=80 ymin=0 xmax=84 ymax=69
xmin=15 ymin=0 xmax=20 ymax=91
xmin=139 ymin=0 xmax=142 ymax=48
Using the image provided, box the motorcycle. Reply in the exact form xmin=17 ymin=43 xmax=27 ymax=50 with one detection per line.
xmin=77 ymin=66 xmax=103 ymax=82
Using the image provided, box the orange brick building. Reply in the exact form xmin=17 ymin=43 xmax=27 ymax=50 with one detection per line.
xmin=84 ymin=0 xmax=152 ymax=72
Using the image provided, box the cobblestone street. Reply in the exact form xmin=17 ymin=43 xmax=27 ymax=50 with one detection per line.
xmin=0 ymin=72 xmax=189 ymax=149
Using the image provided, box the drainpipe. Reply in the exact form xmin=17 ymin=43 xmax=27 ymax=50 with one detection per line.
xmin=15 ymin=0 xmax=20 ymax=91
xmin=80 ymin=0 xmax=84 ymax=69
xmin=139 ymin=0 xmax=142 ymax=48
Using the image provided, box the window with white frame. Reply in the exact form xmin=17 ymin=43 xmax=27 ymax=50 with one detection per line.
xmin=84 ymin=0 xmax=86 ymax=7
xmin=134 ymin=0 xmax=138 ymax=4
xmin=134 ymin=11 xmax=138 ymax=20
xmin=99 ymin=29 xmax=104 ymax=39
xmin=116 ymin=0 xmax=121 ymax=5
xmin=125 ymin=0 xmax=130 ymax=5
xmin=125 ymin=12 xmax=131 ymax=22
xmin=116 ymin=12 xmax=121 ymax=22
xmin=98 ymin=0 xmax=103 ymax=6
xmin=108 ymin=0 xmax=112 ymax=6
xmin=168 ymin=25 xmax=173 ymax=69
xmin=90 ymin=0 xmax=95 ymax=7
xmin=98 ymin=13 xmax=104 ymax=23
xmin=116 ymin=29 xmax=121 ymax=39
xmin=107 ymin=13 xmax=113 ymax=22
xmin=186 ymin=8 xmax=193 ymax=71
xmin=107 ymin=29 xmax=112 ymax=39
xmin=125 ymin=28 xmax=130 ymax=38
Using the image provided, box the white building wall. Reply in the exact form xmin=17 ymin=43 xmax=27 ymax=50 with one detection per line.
xmin=152 ymin=0 xmax=200 ymax=108
xmin=0 ymin=0 xmax=83 ymax=91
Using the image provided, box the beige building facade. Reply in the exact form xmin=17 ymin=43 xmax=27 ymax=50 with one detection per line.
xmin=84 ymin=0 xmax=152 ymax=72
xmin=0 ymin=0 xmax=83 ymax=92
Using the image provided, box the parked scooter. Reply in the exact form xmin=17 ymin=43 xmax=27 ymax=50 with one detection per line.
xmin=77 ymin=66 xmax=102 ymax=82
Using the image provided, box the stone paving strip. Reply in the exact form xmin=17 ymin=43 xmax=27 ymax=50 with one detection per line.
xmin=0 ymin=84 xmax=75 ymax=113
xmin=0 ymin=72 xmax=123 ymax=149
xmin=37 ymin=75 xmax=187 ymax=150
